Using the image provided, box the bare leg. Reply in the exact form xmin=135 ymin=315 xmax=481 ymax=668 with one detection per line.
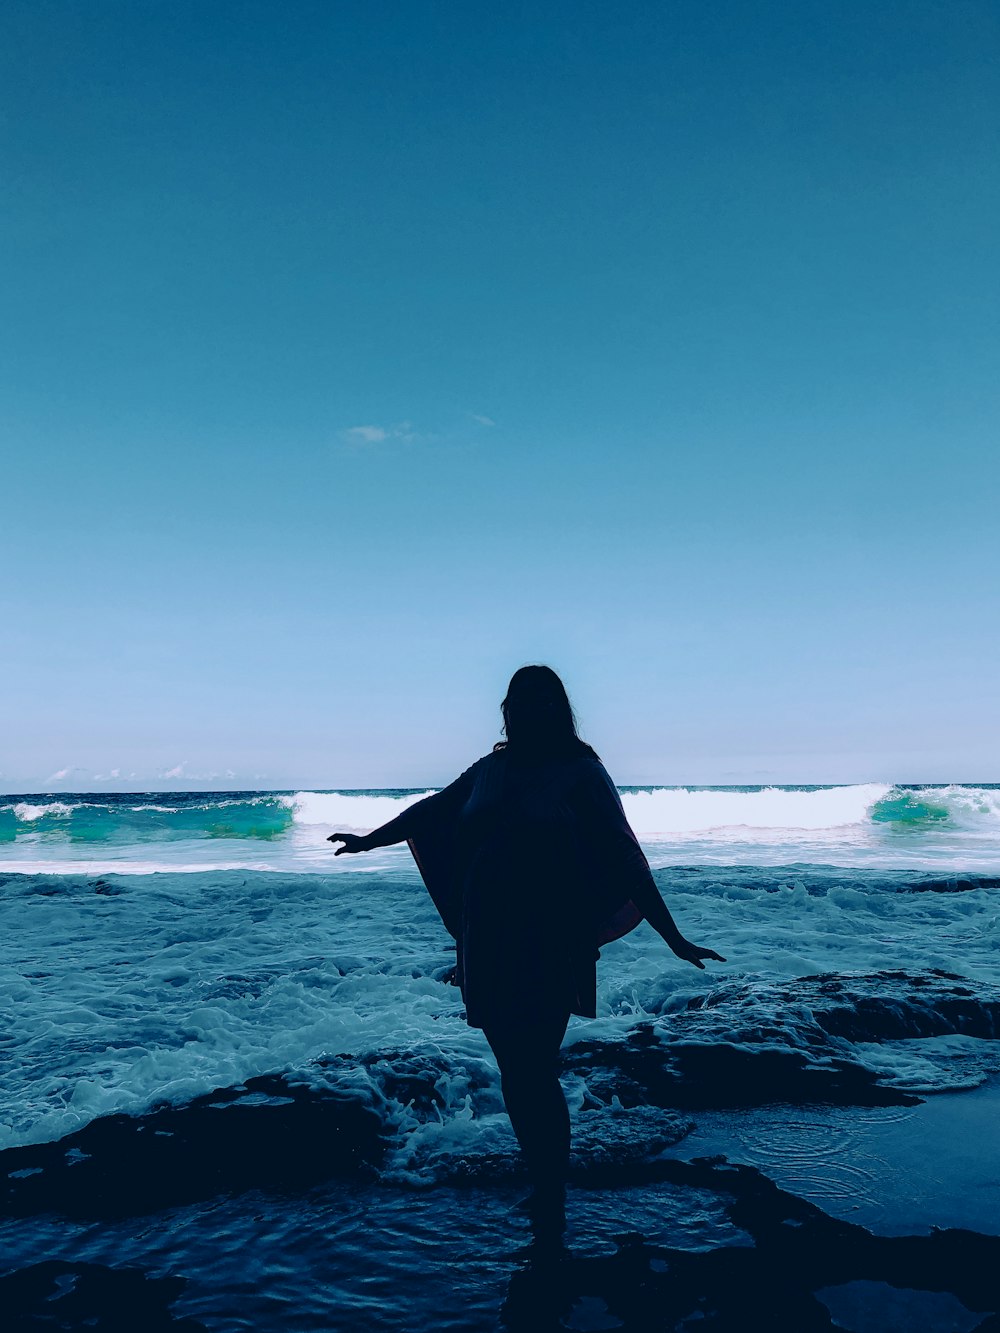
xmin=482 ymin=1010 xmax=571 ymax=1196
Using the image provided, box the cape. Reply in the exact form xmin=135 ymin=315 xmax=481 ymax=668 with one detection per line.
xmin=405 ymin=754 xmax=644 ymax=950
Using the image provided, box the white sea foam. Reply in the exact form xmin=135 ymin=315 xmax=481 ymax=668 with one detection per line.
xmin=291 ymin=790 xmax=438 ymax=828
xmin=288 ymin=784 xmax=894 ymax=834
xmin=10 ymin=802 xmax=74 ymax=821
xmin=3 ymin=785 xmax=999 ymax=875
xmin=0 ymin=858 xmax=285 ymax=875
xmin=621 ymin=784 xmax=893 ymax=833
xmin=126 ymin=797 xmax=287 ymax=812
xmin=2 ymin=864 xmax=999 ymax=1155
xmin=912 ymin=785 xmax=1000 ymax=826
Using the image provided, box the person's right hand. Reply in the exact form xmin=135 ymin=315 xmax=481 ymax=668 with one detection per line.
xmin=326 ymin=832 xmax=371 ymax=855
xmin=668 ymin=937 xmax=726 ymax=970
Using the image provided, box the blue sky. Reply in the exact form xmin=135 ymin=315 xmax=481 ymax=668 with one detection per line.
xmin=2 ymin=0 xmax=998 ymax=790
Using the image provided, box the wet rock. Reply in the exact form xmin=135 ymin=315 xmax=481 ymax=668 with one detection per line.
xmin=0 ymin=1074 xmax=384 ymax=1220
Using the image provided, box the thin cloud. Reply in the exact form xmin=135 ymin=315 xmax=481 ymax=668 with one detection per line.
xmin=341 ymin=421 xmax=421 ymax=445
xmin=160 ymin=763 xmax=237 ymax=783
xmin=470 ymin=413 xmax=496 ymax=427
xmin=344 ymin=425 xmax=389 ymax=444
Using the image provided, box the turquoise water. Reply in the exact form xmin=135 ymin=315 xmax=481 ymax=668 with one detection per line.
xmin=2 ymin=783 xmax=999 ymax=872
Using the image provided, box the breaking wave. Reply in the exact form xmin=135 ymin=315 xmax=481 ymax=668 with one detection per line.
xmin=3 ymin=786 xmax=998 ymax=847
xmin=292 ymin=783 xmax=1000 ymax=836
xmin=0 ymin=795 xmax=295 ymax=843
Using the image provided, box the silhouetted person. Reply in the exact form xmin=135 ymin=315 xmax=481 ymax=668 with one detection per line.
xmin=328 ymin=665 xmax=724 ymax=1221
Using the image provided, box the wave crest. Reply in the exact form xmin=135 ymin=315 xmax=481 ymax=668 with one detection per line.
xmin=291 ymin=790 xmax=436 ymax=829
xmin=289 ymin=783 xmax=901 ymax=834
xmin=2 ymin=785 xmax=998 ymax=852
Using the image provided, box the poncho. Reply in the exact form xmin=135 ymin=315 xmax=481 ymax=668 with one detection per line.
xmin=396 ymin=748 xmax=652 ymax=1028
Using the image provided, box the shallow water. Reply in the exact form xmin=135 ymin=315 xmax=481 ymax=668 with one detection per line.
xmin=2 ymin=785 xmax=999 ymax=1328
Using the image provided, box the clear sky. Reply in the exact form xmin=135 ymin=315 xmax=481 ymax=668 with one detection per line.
xmin=2 ymin=0 xmax=998 ymax=791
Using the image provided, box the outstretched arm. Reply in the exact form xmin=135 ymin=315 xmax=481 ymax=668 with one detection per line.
xmin=327 ymin=760 xmax=481 ymax=856
xmin=625 ymin=875 xmax=725 ymax=969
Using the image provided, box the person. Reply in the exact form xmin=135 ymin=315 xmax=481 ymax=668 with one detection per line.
xmin=328 ymin=665 xmax=724 ymax=1220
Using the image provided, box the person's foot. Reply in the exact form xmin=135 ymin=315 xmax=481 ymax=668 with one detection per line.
xmin=514 ymin=1181 xmax=566 ymax=1226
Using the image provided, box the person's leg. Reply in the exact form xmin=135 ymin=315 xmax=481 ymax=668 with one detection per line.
xmin=483 ymin=1010 xmax=571 ymax=1194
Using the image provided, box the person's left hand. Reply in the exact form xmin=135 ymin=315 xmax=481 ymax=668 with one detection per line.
xmin=668 ymin=937 xmax=726 ymax=969
xmin=326 ymin=832 xmax=371 ymax=855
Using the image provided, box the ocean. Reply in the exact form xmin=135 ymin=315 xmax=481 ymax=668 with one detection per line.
xmin=2 ymin=783 xmax=999 ymax=1330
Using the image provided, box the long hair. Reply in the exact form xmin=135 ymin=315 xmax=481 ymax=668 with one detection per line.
xmin=494 ymin=665 xmax=600 ymax=762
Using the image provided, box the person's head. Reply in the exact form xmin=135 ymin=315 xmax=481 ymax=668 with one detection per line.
xmin=496 ymin=664 xmax=598 ymax=761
